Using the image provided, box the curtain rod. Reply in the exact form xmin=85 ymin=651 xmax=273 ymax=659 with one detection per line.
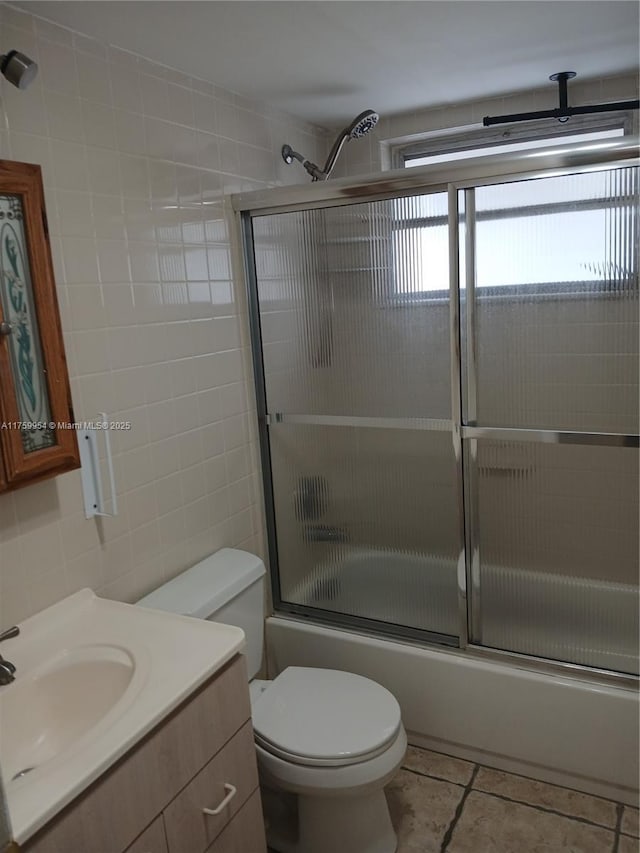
xmin=483 ymin=71 xmax=639 ymax=127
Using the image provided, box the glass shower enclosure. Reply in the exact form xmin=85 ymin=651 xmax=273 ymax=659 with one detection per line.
xmin=235 ymin=138 xmax=639 ymax=679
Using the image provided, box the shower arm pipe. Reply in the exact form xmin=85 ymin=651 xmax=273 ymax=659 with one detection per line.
xmin=281 ymin=145 xmax=326 ymax=182
xmin=484 ymin=71 xmax=639 ymax=127
xmin=281 ymin=135 xmax=349 ymax=182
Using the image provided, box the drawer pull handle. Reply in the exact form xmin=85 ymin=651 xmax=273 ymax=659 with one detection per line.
xmin=202 ymin=783 xmax=237 ymax=816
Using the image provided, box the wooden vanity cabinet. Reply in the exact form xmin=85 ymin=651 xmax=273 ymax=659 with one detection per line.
xmin=22 ymin=655 xmax=267 ymax=853
xmin=124 ymin=817 xmax=168 ymax=853
xmin=0 ymin=160 xmax=79 ymax=491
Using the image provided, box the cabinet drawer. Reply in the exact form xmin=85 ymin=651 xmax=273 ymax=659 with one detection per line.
xmin=206 ymin=790 xmax=266 ymax=853
xmin=163 ymin=720 xmax=259 ymax=853
xmin=125 ymin=817 xmax=168 ymax=853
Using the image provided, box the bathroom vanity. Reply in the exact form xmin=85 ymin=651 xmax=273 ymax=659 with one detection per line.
xmin=23 ymin=657 xmax=265 ymax=853
xmin=0 ymin=590 xmax=267 ymax=853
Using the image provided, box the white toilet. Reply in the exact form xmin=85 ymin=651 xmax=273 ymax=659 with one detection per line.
xmin=137 ymin=548 xmax=407 ymax=853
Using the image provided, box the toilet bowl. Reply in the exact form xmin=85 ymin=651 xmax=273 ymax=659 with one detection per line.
xmin=250 ymin=667 xmax=406 ymax=853
xmin=137 ymin=549 xmax=406 ymax=853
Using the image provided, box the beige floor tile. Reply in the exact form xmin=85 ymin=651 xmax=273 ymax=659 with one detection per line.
xmin=403 ymin=746 xmax=474 ymax=785
xmin=386 ymin=767 xmax=464 ymax=853
xmin=619 ymin=835 xmax=640 ymax=853
xmin=473 ymin=766 xmax=617 ymax=828
xmin=447 ymin=791 xmax=614 ymax=853
xmin=622 ymin=807 xmax=640 ymax=838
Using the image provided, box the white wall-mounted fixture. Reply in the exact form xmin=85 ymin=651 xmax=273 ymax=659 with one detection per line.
xmin=78 ymin=413 xmax=118 ymax=519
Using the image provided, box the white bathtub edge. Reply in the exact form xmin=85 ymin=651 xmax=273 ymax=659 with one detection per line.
xmin=266 ymin=615 xmax=639 ymax=806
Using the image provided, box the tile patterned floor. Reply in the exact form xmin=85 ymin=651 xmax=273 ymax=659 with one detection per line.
xmin=386 ymin=745 xmax=640 ymax=853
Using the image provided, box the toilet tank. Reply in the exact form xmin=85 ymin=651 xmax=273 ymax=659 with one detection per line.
xmin=136 ymin=548 xmax=266 ymax=679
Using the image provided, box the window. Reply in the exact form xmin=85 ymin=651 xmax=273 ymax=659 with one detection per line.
xmin=472 ymin=168 xmax=636 ymax=292
xmin=391 ymin=115 xmax=634 ymax=297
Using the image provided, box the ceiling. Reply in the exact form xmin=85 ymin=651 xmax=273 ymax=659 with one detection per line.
xmin=17 ymin=1 xmax=640 ymax=128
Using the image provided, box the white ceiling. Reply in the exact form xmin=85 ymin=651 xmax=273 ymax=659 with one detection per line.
xmin=17 ymin=1 xmax=640 ymax=128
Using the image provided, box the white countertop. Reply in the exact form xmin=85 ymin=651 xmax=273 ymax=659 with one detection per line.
xmin=0 ymin=589 xmax=245 ymax=844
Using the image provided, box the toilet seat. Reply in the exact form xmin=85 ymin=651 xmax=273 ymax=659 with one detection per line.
xmin=252 ymin=666 xmax=402 ymax=768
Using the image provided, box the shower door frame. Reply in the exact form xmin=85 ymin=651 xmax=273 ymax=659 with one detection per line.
xmin=233 ymin=137 xmax=640 ymax=687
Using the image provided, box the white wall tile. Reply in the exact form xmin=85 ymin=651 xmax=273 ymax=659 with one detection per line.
xmin=91 ymin=194 xmax=125 ymax=239
xmin=112 ymin=108 xmax=145 ymax=155
xmin=128 ymin=242 xmax=159 ymax=282
xmin=97 ymin=242 xmax=131 ymax=284
xmin=87 ymin=148 xmax=122 ymax=195
xmin=55 ymin=190 xmax=94 ymax=237
xmin=68 ymin=284 xmax=106 ymax=330
xmin=109 ymin=65 xmax=142 ymax=114
xmin=140 ymin=72 xmax=170 ymax=120
xmin=167 ymin=82 xmax=194 ymax=127
xmin=45 ymin=91 xmax=85 ymax=142
xmin=82 ymin=100 xmax=117 ymax=149
xmin=61 ymin=235 xmax=100 ymax=283
xmin=38 ymin=40 xmax=79 ymax=96
xmin=2 ymin=83 xmax=48 ymax=134
xmin=50 ymin=138 xmax=89 ymax=190
xmin=76 ymin=53 xmax=112 ymax=105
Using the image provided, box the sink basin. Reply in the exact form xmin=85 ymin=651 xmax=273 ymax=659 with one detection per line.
xmin=1 ymin=644 xmax=134 ymax=782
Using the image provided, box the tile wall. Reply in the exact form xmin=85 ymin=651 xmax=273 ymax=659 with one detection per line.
xmin=0 ymin=2 xmax=326 ymax=630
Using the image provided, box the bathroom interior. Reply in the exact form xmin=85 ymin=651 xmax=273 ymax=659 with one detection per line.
xmin=0 ymin=1 xmax=638 ymax=852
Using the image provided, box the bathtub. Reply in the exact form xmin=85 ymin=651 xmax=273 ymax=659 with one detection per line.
xmin=266 ymin=548 xmax=640 ymax=805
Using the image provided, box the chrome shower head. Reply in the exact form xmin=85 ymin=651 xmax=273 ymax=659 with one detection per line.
xmin=281 ymin=108 xmax=380 ymax=182
xmin=0 ymin=50 xmax=38 ymax=90
xmin=320 ymin=109 xmax=379 ymax=178
xmin=346 ymin=109 xmax=379 ymax=139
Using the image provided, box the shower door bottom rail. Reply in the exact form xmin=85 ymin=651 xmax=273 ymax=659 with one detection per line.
xmin=275 ymin=599 xmax=460 ymax=649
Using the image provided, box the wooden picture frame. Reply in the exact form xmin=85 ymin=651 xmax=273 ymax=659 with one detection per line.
xmin=0 ymin=160 xmax=79 ymax=490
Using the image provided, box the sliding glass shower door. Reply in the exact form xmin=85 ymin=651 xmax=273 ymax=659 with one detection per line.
xmin=250 ymin=194 xmax=462 ymax=642
xmin=241 ymin=143 xmax=639 ymax=675
xmin=460 ymin=166 xmax=639 ymax=673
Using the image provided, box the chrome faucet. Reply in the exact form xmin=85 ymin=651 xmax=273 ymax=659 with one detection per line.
xmin=0 ymin=626 xmax=19 ymax=685
xmin=0 ymin=660 xmax=15 ymax=685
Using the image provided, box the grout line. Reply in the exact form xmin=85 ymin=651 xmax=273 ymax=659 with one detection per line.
xmin=611 ymin=802 xmax=624 ymax=853
xmin=469 ymin=787 xmax=620 ymax=833
xmin=401 ymin=764 xmax=467 ymax=788
xmin=440 ymin=764 xmax=480 ymax=852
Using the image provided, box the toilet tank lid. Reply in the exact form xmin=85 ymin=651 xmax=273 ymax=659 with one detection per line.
xmin=137 ymin=549 xmax=266 ymax=619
